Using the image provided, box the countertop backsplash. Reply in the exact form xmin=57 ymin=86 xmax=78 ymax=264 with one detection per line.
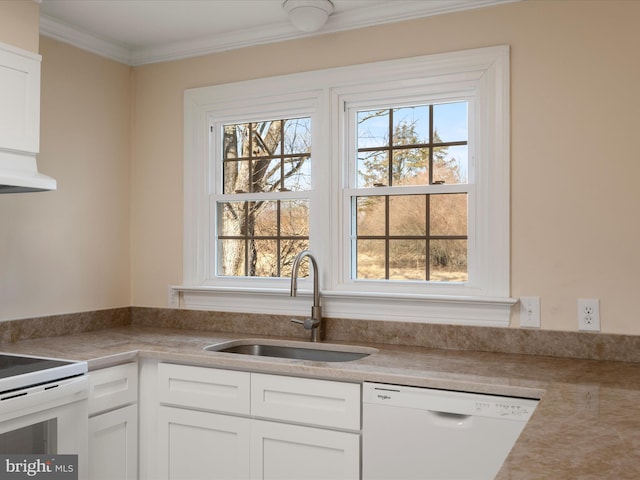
xmin=1 ymin=306 xmax=638 ymax=364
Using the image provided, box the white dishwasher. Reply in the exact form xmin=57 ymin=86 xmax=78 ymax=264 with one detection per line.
xmin=362 ymin=382 xmax=538 ymax=480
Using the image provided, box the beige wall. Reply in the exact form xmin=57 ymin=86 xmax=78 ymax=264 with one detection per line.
xmin=131 ymin=0 xmax=640 ymax=334
xmin=0 ymin=37 xmax=132 ymax=320
xmin=0 ymin=0 xmax=39 ymax=53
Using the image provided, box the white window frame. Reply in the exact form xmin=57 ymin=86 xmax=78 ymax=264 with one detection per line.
xmin=209 ymin=99 xmax=321 ymax=284
xmin=176 ymin=45 xmax=515 ymax=326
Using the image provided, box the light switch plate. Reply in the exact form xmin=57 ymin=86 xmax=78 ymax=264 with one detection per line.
xmin=519 ymin=296 xmax=540 ymax=328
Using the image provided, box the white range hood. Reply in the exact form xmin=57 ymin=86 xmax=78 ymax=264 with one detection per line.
xmin=0 ymin=152 xmax=56 ymax=193
xmin=0 ymin=42 xmax=56 ymax=194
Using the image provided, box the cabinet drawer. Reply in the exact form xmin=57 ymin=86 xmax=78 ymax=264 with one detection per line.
xmin=89 ymin=362 xmax=138 ymax=415
xmin=158 ymin=363 xmax=250 ymax=415
xmin=251 ymin=373 xmax=360 ymax=430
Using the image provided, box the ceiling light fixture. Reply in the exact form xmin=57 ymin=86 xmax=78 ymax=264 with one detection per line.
xmin=283 ymin=0 xmax=334 ymax=33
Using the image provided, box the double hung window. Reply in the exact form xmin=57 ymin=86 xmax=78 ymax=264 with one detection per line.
xmin=182 ymin=46 xmax=513 ymax=325
xmin=217 ymin=117 xmax=311 ymax=278
xmin=349 ymin=102 xmax=469 ymax=283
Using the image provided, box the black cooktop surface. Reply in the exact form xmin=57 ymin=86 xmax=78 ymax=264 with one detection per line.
xmin=0 ymin=352 xmax=86 ymax=395
xmin=0 ymin=354 xmax=73 ymax=379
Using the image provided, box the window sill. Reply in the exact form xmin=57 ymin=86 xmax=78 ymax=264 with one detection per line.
xmin=169 ymin=285 xmax=516 ymax=327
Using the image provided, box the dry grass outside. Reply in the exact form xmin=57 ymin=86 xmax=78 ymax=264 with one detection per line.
xmin=357 ymin=254 xmax=467 ymax=283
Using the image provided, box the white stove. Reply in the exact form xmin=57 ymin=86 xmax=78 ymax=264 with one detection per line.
xmin=0 ymin=352 xmax=89 ymax=477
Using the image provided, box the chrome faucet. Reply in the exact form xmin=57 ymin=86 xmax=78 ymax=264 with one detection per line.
xmin=290 ymin=250 xmax=322 ymax=342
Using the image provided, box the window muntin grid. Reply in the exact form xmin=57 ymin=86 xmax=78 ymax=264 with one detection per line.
xmin=353 ymin=193 xmax=468 ymax=281
xmin=352 ymin=102 xmax=469 ymax=282
xmin=217 ymin=116 xmax=311 ymax=277
xmin=222 ymin=118 xmax=311 ymax=193
xmin=356 ymin=103 xmax=468 ymax=187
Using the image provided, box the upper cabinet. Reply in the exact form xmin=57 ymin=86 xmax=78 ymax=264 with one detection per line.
xmin=0 ymin=41 xmax=56 ymax=193
xmin=0 ymin=41 xmax=40 ymax=155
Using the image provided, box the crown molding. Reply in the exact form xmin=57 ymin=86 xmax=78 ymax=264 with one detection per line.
xmin=40 ymin=0 xmax=517 ymax=66
xmin=40 ymin=14 xmax=132 ymax=64
xmin=128 ymin=22 xmax=303 ymax=66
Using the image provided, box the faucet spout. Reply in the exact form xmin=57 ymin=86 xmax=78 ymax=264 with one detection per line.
xmin=290 ymin=250 xmax=322 ymax=342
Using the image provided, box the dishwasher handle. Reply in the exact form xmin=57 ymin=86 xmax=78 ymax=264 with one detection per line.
xmin=429 ymin=410 xmax=474 ymax=428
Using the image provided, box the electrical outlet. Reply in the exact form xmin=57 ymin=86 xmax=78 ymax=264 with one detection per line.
xmin=578 ymin=299 xmax=600 ymax=331
xmin=519 ymin=296 xmax=540 ymax=328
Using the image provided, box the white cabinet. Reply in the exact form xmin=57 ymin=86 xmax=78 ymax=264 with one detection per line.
xmin=251 ymin=373 xmax=360 ymax=480
xmin=157 ymin=362 xmax=250 ymax=414
xmin=251 ymin=373 xmax=360 ymax=430
xmin=0 ymin=42 xmax=40 ymax=155
xmin=157 ymin=406 xmax=251 ymax=480
xmin=155 ymin=363 xmax=251 ymax=479
xmin=0 ymin=41 xmax=56 ymax=191
xmin=89 ymin=405 xmax=138 ymax=480
xmin=251 ymin=419 xmax=360 ymax=480
xmin=152 ymin=363 xmax=360 ymax=480
xmin=88 ymin=362 xmax=138 ymax=480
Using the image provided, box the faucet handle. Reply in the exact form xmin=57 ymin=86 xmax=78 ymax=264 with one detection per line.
xmin=291 ymin=318 xmax=319 ymax=330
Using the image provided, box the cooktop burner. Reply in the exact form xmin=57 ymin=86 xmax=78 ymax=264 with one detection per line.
xmin=0 ymin=353 xmax=87 ymax=395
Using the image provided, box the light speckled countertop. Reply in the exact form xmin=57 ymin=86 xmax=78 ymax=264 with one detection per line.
xmin=1 ymin=325 xmax=639 ymax=479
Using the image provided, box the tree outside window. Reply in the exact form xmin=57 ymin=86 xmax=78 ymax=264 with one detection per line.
xmin=217 ymin=117 xmax=311 ymax=278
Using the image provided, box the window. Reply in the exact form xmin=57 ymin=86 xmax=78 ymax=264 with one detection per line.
xmin=217 ymin=117 xmax=311 ymax=277
xmin=350 ymin=102 xmax=469 ymax=282
xmin=181 ymin=46 xmax=514 ymax=326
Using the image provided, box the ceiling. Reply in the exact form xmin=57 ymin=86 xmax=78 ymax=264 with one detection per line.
xmin=39 ymin=0 xmax=516 ymax=66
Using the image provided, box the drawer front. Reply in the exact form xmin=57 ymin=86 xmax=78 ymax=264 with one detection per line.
xmin=89 ymin=362 xmax=138 ymax=416
xmin=157 ymin=363 xmax=250 ymax=415
xmin=251 ymin=373 xmax=361 ymax=430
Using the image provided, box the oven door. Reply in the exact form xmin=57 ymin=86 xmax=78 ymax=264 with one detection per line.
xmin=0 ymin=376 xmax=88 ymax=477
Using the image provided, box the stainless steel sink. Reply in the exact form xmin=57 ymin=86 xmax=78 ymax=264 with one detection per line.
xmin=204 ymin=339 xmax=377 ymax=362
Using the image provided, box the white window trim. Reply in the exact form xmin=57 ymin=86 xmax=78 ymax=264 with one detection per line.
xmin=176 ymin=45 xmax=516 ymax=326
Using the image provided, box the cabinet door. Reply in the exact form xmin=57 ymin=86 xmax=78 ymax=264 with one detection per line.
xmin=0 ymin=42 xmax=40 ymax=154
xmin=251 ymin=420 xmax=360 ymax=480
xmin=157 ymin=406 xmax=251 ymax=480
xmin=89 ymin=404 xmax=138 ymax=480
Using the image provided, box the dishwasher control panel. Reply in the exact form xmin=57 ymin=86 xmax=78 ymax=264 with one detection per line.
xmin=363 ymin=382 xmax=538 ymax=421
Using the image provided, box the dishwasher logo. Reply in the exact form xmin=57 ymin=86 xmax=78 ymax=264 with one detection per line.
xmin=373 ymin=387 xmax=399 ymax=401
xmin=0 ymin=455 xmax=77 ymax=479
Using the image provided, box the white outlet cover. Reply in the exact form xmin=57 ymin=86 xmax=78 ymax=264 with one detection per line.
xmin=578 ymin=298 xmax=600 ymax=331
